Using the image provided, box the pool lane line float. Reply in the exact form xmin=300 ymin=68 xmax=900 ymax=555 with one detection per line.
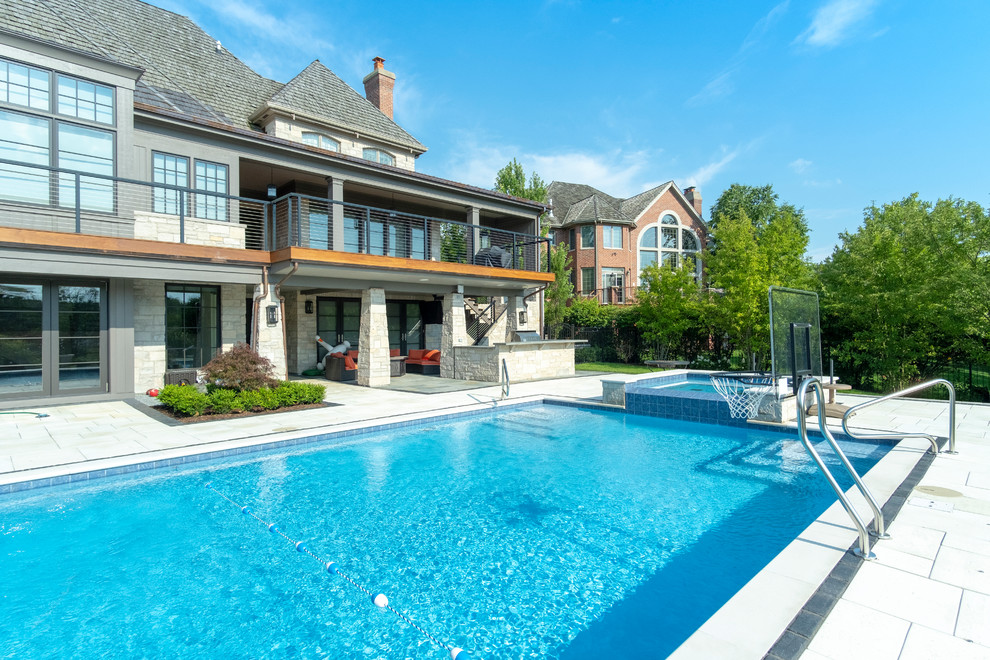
xmin=204 ymin=481 xmax=472 ymax=660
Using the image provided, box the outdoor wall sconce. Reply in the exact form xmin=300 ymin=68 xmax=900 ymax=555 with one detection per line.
xmin=518 ymin=310 xmax=528 ymax=325
xmin=266 ymin=305 xmax=279 ymax=325
xmin=305 ymin=300 xmax=314 ymax=314
xmin=267 ymin=184 xmax=277 ymax=198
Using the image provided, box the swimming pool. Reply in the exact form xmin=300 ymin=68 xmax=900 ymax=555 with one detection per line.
xmin=656 ymin=380 xmax=720 ymax=393
xmin=0 ymin=403 xmax=888 ymax=658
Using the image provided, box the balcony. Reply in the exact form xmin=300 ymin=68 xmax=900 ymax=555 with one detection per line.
xmin=0 ymin=159 xmax=551 ymax=275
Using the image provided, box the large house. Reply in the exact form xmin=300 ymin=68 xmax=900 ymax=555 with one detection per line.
xmin=0 ymin=0 xmax=564 ymax=407
xmin=547 ymin=181 xmax=707 ymax=303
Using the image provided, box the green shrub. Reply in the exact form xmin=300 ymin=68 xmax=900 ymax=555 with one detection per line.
xmin=201 ymin=343 xmax=276 ymax=392
xmin=208 ymin=388 xmax=243 ymax=414
xmin=238 ymin=388 xmax=279 ymax=411
xmin=158 ymin=384 xmax=209 ymax=416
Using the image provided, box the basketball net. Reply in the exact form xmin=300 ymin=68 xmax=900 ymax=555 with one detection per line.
xmin=711 ymin=374 xmax=774 ymax=419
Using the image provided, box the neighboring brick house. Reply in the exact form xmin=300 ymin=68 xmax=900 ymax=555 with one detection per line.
xmin=0 ymin=0 xmax=558 ymax=407
xmin=547 ymin=181 xmax=707 ymax=303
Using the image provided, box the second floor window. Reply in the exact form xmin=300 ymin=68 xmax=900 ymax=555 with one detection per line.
xmin=56 ymin=75 xmax=114 ymax=125
xmin=194 ymin=161 xmax=228 ymax=221
xmin=301 ymin=132 xmax=339 ymax=152
xmin=152 ymin=152 xmax=188 ymax=215
xmin=581 ymin=267 xmax=595 ymax=293
xmin=603 ymin=225 xmax=622 ymax=249
xmin=362 ymin=148 xmax=395 ymax=166
xmin=580 ymin=225 xmax=595 ymax=248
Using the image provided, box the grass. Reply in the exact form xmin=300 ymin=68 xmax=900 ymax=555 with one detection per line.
xmin=576 ymin=361 xmax=656 ymax=374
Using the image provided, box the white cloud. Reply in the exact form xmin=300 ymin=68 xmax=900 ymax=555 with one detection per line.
xmin=794 ymin=0 xmax=878 ymax=48
xmin=687 ymin=2 xmax=789 ymax=107
xmin=438 ymin=137 xmax=662 ymax=198
xmin=789 ymin=158 xmax=813 ymax=173
xmin=681 ymin=149 xmax=740 ymax=188
xmin=803 ymin=178 xmax=843 ymax=188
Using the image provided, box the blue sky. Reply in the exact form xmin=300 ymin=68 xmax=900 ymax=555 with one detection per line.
xmin=151 ymin=0 xmax=989 ymax=261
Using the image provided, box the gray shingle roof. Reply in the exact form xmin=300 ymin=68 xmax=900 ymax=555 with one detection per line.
xmin=0 ymin=0 xmax=424 ymax=151
xmin=548 ymin=180 xmax=697 ymax=229
xmin=266 ymin=61 xmax=424 ymax=152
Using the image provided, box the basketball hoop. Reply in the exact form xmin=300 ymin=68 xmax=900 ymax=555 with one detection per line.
xmin=710 ymin=372 xmax=775 ymax=419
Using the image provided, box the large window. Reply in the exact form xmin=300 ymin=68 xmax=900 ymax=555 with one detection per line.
xmin=194 ymin=160 xmax=228 ymax=221
xmin=580 ymin=225 xmax=595 ymax=248
xmin=362 ymin=148 xmax=395 ymax=166
xmin=301 ymin=132 xmax=339 ymax=152
xmin=638 ymin=213 xmax=701 ymax=278
xmin=581 ymin=267 xmax=595 ymax=294
xmin=165 ymin=284 xmax=220 ymax=369
xmin=0 ymin=57 xmax=117 ymax=212
xmin=152 ymin=152 xmax=189 ymax=215
xmin=603 ymin=225 xmax=622 ymax=249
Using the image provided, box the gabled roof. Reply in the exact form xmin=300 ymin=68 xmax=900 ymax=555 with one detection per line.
xmin=547 ymin=180 xmax=704 ymax=229
xmin=0 ymin=0 xmax=424 ymax=152
xmin=261 ymin=61 xmax=425 ymax=153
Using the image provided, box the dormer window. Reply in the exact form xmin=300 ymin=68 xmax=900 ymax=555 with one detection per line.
xmin=301 ymin=132 xmax=339 ymax=152
xmin=362 ymin=148 xmax=395 ymax=166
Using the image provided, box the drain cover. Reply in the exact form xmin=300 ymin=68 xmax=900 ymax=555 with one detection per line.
xmin=909 ymin=497 xmax=954 ymax=512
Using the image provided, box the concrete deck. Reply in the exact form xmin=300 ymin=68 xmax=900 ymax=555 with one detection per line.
xmin=1 ymin=380 xmax=988 ymax=659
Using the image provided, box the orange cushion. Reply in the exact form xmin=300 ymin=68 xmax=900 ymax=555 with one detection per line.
xmin=408 ymin=349 xmax=426 ymax=360
xmin=343 ymin=356 xmax=357 ymax=370
xmin=423 ymin=350 xmax=440 ymax=362
xmin=330 ymin=352 xmax=344 ymax=358
xmin=349 ymin=350 xmax=359 ymax=361
xmin=390 ymin=348 xmax=400 ymax=357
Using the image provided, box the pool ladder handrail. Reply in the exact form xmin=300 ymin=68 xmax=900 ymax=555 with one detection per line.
xmin=500 ymin=358 xmax=510 ymax=399
xmin=841 ymin=378 xmax=955 ymax=455
xmin=796 ymin=377 xmax=889 ymax=561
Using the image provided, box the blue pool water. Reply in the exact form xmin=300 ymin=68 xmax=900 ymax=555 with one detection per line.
xmin=0 ymin=404 xmax=888 ymax=658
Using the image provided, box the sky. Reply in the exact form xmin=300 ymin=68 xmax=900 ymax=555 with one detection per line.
xmin=150 ymin=0 xmax=990 ymax=261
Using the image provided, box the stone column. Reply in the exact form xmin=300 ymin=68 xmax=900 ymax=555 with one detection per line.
xmin=255 ymin=282 xmax=287 ymax=380
xmin=358 ymin=287 xmax=390 ymax=387
xmin=327 ymin=176 xmax=345 ymax=252
xmin=441 ymin=288 xmax=469 ymax=378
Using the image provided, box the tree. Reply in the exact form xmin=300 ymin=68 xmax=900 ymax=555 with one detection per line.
xmin=494 ymin=158 xmax=548 ymax=203
xmin=544 ymin=243 xmax=574 ymax=338
xmin=636 ymin=261 xmax=702 ymax=359
xmin=704 ymin=209 xmax=767 ymax=368
xmin=820 ymin=194 xmax=990 ymax=393
xmin=704 ymin=184 xmax=814 ymax=369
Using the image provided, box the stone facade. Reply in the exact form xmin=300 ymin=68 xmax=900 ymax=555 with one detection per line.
xmin=255 ymin=283 xmax=287 ymax=380
xmin=440 ymin=291 xmax=470 ymax=378
xmin=264 ymin=116 xmax=416 ymax=172
xmin=357 ymin=288 xmax=390 ymax=387
xmin=451 ymin=342 xmax=577 ymax=382
xmin=133 ymin=211 xmax=246 ymax=248
xmin=132 ymin=280 xmax=246 ymax=391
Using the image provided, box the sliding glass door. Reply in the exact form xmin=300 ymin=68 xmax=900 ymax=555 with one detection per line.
xmin=0 ymin=280 xmax=106 ymax=399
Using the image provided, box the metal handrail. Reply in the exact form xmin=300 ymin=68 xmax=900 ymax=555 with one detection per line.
xmin=501 ymin=359 xmax=510 ymax=399
xmin=841 ymin=379 xmax=955 ymax=454
xmin=796 ymin=378 xmax=888 ymax=560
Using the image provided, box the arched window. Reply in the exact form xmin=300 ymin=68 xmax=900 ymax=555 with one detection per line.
xmin=301 ymin=132 xmax=339 ymax=152
xmin=362 ymin=148 xmax=395 ymax=166
xmin=638 ymin=213 xmax=701 ymax=279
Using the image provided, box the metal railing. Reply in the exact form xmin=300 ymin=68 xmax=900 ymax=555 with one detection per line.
xmin=0 ymin=159 xmax=550 ymax=272
xmin=579 ymin=286 xmax=639 ymax=305
xmin=501 ymin=358 xmax=510 ymax=399
xmin=270 ymin=193 xmax=549 ymax=272
xmin=841 ymin=379 xmax=956 ymax=454
xmin=467 ymin=298 xmax=507 ymax=344
xmin=796 ymin=377 xmax=888 ymax=560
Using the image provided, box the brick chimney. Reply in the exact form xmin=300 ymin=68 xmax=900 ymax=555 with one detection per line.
xmin=363 ymin=56 xmax=395 ymax=120
xmin=683 ymin=186 xmax=702 ymax=217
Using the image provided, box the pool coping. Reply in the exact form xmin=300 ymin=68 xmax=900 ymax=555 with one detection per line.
xmin=668 ymin=427 xmax=939 ymax=659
